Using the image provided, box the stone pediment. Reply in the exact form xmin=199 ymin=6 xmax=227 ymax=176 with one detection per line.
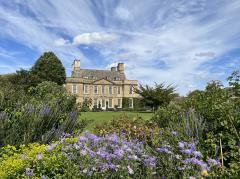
xmin=91 ymin=78 xmax=114 ymax=85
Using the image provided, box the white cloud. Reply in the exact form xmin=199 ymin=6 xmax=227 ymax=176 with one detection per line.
xmin=54 ymin=38 xmax=70 ymax=46
xmin=0 ymin=0 xmax=239 ymax=94
xmin=72 ymin=32 xmax=118 ymax=45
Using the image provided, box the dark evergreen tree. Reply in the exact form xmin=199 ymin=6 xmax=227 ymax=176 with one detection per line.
xmin=31 ymin=52 xmax=66 ymax=85
xmin=135 ymin=83 xmax=177 ymax=111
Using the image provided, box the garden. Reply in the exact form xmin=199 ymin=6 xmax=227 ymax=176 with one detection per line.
xmin=0 ymin=52 xmax=239 ymax=178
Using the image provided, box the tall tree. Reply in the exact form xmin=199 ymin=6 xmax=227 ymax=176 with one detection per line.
xmin=31 ymin=52 xmax=66 ymax=85
xmin=135 ymin=83 xmax=177 ymax=111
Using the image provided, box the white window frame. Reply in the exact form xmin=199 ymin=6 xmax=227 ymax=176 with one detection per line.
xmin=118 ymin=98 xmax=122 ymax=108
xmin=109 ymin=85 xmax=113 ymax=95
xmin=109 ymin=98 xmax=112 ymax=108
xmin=72 ymin=84 xmax=77 ymax=94
xmin=117 ymin=86 xmax=121 ymax=94
xmin=102 ymin=85 xmax=105 ymax=94
xmin=83 ymin=84 xmax=89 ymax=94
xmin=129 ymin=98 xmax=133 ymax=108
xmin=94 ymin=85 xmax=98 ymax=94
xmin=102 ymin=99 xmax=105 ymax=108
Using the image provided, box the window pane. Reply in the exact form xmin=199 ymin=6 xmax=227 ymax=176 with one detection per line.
xmin=102 ymin=99 xmax=105 ymax=107
xmin=109 ymin=85 xmax=112 ymax=94
xmin=109 ymin=99 xmax=112 ymax=108
xmin=102 ymin=85 xmax=105 ymax=94
xmin=118 ymin=86 xmax=121 ymax=94
xmin=94 ymin=85 xmax=98 ymax=94
xmin=72 ymin=84 xmax=77 ymax=94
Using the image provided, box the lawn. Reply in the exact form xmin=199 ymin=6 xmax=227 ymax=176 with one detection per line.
xmin=80 ymin=111 xmax=154 ymax=131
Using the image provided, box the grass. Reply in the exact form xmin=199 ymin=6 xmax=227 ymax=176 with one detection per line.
xmin=80 ymin=111 xmax=154 ymax=131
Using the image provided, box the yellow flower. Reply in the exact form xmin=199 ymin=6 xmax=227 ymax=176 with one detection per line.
xmin=201 ymin=170 xmax=209 ymax=177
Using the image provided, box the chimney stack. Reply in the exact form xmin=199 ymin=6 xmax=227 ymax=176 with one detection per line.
xmin=111 ymin=67 xmax=117 ymax=72
xmin=117 ymin=63 xmax=124 ymax=73
xmin=72 ymin=59 xmax=80 ymax=72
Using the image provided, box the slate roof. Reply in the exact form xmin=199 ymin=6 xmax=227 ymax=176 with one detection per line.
xmin=72 ymin=69 xmax=126 ymax=81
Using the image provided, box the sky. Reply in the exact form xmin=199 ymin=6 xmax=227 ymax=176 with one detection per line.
xmin=0 ymin=0 xmax=239 ymax=95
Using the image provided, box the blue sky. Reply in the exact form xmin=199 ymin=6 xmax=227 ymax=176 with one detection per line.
xmin=0 ymin=0 xmax=239 ymax=95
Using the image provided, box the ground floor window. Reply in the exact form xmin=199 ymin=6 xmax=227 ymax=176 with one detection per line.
xmin=118 ymin=98 xmax=122 ymax=108
xmin=94 ymin=98 xmax=97 ymax=106
xmin=102 ymin=99 xmax=105 ymax=108
xmin=109 ymin=99 xmax=112 ymax=108
xmin=129 ymin=98 xmax=133 ymax=108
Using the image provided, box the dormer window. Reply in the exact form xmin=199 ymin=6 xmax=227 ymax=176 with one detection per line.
xmin=115 ymin=77 xmax=120 ymax=81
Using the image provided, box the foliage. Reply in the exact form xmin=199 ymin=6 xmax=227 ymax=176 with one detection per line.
xmin=79 ymin=98 xmax=92 ymax=112
xmin=0 ymin=132 xmax=221 ymax=178
xmin=31 ymin=52 xmax=66 ymax=85
xmin=135 ymin=83 xmax=178 ymax=111
xmin=8 ymin=69 xmax=41 ymax=91
xmin=0 ymin=81 xmax=84 ymax=147
xmin=151 ymin=74 xmax=240 ymax=177
xmin=122 ymin=98 xmax=147 ymax=111
xmin=94 ymin=115 xmax=161 ymax=144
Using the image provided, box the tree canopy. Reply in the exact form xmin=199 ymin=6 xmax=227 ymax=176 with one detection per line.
xmin=135 ymin=83 xmax=178 ymax=110
xmin=31 ymin=52 xmax=66 ymax=85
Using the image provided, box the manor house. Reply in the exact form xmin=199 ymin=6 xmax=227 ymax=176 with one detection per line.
xmin=65 ymin=60 xmax=139 ymax=110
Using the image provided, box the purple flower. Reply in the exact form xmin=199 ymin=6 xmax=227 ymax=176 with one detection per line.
xmin=181 ymin=149 xmax=193 ymax=155
xmin=114 ymin=149 xmax=124 ymax=158
xmin=20 ymin=155 xmax=28 ymax=159
xmin=208 ymin=159 xmax=221 ymax=167
xmin=193 ymin=151 xmax=202 ymax=158
xmin=41 ymin=176 xmax=46 ymax=179
xmin=156 ymin=147 xmax=171 ymax=154
xmin=128 ymin=155 xmax=138 ymax=160
xmin=36 ymin=153 xmax=43 ymax=160
xmin=85 ymin=132 xmax=99 ymax=141
xmin=40 ymin=105 xmax=50 ymax=116
xmin=46 ymin=143 xmax=57 ymax=151
xmin=187 ymin=143 xmax=196 ymax=151
xmin=80 ymin=149 xmax=88 ymax=156
xmin=178 ymin=141 xmax=185 ymax=149
xmin=25 ymin=168 xmax=34 ymax=177
xmin=78 ymin=136 xmax=87 ymax=142
xmin=107 ymin=133 xmax=119 ymax=142
xmin=172 ymin=131 xmax=177 ymax=135
xmin=143 ymin=155 xmax=156 ymax=168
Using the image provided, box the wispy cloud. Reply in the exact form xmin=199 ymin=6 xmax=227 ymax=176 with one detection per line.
xmin=0 ymin=0 xmax=239 ymax=94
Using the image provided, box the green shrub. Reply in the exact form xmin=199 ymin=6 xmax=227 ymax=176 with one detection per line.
xmin=0 ymin=81 xmax=85 ymax=147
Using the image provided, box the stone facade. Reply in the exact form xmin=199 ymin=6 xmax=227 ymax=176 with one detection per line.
xmin=65 ymin=60 xmax=139 ymax=110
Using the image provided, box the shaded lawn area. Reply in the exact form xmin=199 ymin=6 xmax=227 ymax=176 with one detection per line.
xmin=80 ymin=111 xmax=154 ymax=131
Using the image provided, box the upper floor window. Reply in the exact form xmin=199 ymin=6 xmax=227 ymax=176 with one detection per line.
xmin=115 ymin=77 xmax=120 ymax=81
xmin=83 ymin=84 xmax=89 ymax=94
xmin=117 ymin=86 xmax=121 ymax=94
xmin=94 ymin=85 xmax=98 ymax=94
xmin=102 ymin=85 xmax=105 ymax=94
xmin=109 ymin=85 xmax=113 ymax=95
xmin=72 ymin=84 xmax=77 ymax=94
xmin=129 ymin=85 xmax=133 ymax=94
xmin=83 ymin=76 xmax=89 ymax=79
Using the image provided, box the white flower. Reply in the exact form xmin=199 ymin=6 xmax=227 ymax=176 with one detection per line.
xmin=127 ymin=165 xmax=134 ymax=174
